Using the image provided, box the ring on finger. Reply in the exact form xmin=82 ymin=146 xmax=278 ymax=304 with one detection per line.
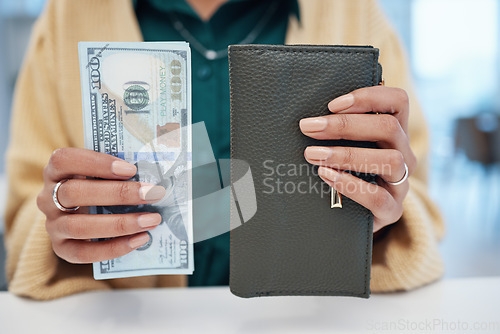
xmin=53 ymin=179 xmax=80 ymax=213
xmin=386 ymin=163 xmax=408 ymax=186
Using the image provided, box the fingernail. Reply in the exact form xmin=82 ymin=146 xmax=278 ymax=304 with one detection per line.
xmin=111 ymin=160 xmax=137 ymax=177
xmin=139 ymin=184 xmax=166 ymax=202
xmin=138 ymin=213 xmax=162 ymax=228
xmin=318 ymin=167 xmax=340 ymax=182
xmin=129 ymin=233 xmax=150 ymax=249
xmin=305 ymin=147 xmax=332 ymax=160
xmin=299 ymin=117 xmax=327 ymax=132
xmin=328 ymin=94 xmax=354 ymax=112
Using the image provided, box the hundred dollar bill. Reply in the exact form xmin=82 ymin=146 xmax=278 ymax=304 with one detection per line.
xmin=78 ymin=41 xmax=193 ymax=279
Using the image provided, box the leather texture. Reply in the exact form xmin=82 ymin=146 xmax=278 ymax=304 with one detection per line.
xmin=229 ymin=45 xmax=382 ymax=298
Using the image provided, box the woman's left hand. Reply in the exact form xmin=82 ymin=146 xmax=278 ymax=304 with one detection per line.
xmin=299 ymin=86 xmax=417 ymax=232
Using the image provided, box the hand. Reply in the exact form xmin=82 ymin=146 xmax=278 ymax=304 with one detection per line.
xmin=299 ymin=86 xmax=417 ymax=232
xmin=37 ymin=148 xmax=166 ymax=264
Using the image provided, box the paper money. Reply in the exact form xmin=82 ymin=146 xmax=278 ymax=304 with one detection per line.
xmin=78 ymin=42 xmax=193 ymax=279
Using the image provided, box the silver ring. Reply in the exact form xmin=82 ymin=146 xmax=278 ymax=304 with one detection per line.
xmin=386 ymin=163 xmax=409 ymax=186
xmin=52 ymin=179 xmax=80 ymax=213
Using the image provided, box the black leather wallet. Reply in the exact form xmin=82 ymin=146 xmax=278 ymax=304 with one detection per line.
xmin=229 ymin=45 xmax=382 ymax=298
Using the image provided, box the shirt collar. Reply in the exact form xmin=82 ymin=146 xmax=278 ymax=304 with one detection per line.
xmin=132 ymin=0 xmax=300 ymax=21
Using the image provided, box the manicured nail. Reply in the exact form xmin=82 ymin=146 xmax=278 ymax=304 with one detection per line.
xmin=318 ymin=167 xmax=340 ymax=182
xmin=305 ymin=147 xmax=332 ymax=160
xmin=129 ymin=233 xmax=150 ymax=249
xmin=299 ymin=117 xmax=327 ymax=132
xmin=111 ymin=160 xmax=137 ymax=177
xmin=139 ymin=184 xmax=166 ymax=202
xmin=328 ymin=94 xmax=354 ymax=112
xmin=138 ymin=213 xmax=162 ymax=228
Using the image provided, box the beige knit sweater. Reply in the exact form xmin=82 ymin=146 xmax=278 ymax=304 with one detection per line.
xmin=4 ymin=0 xmax=444 ymax=300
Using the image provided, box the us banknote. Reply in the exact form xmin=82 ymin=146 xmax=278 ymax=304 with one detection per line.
xmin=78 ymin=41 xmax=193 ymax=279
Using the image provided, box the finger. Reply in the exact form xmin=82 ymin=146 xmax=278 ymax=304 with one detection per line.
xmin=45 ymin=147 xmax=137 ymax=182
xmin=300 ymin=114 xmax=404 ymax=143
xmin=299 ymin=114 xmax=417 ymax=174
xmin=53 ymin=232 xmax=151 ymax=264
xmin=375 ymin=173 xmax=410 ymax=205
xmin=304 ymin=146 xmax=407 ymax=184
xmin=56 ymin=179 xmax=166 ymax=208
xmin=327 ymin=86 xmax=409 ymax=133
xmin=47 ymin=212 xmax=162 ymax=240
xmin=317 ymin=167 xmax=404 ymax=232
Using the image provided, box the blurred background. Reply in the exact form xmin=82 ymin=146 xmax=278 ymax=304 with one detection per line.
xmin=0 ymin=0 xmax=499 ymax=290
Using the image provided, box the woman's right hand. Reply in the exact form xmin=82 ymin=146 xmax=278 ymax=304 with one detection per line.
xmin=37 ymin=148 xmax=166 ymax=264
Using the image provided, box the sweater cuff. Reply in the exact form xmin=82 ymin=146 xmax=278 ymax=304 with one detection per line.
xmin=370 ymin=182 xmax=444 ymax=292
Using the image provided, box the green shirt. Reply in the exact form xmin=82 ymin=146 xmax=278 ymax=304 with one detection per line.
xmin=134 ymin=0 xmax=299 ymax=286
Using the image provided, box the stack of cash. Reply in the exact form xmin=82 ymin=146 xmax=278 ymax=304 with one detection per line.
xmin=78 ymin=42 xmax=193 ymax=279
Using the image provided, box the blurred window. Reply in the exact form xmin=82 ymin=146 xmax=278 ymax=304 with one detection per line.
xmin=0 ymin=0 xmax=45 ymax=17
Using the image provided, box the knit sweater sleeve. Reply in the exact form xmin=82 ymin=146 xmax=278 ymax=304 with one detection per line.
xmin=4 ymin=0 xmax=185 ymax=300
xmin=3 ymin=2 xmax=112 ymax=299
xmin=289 ymin=0 xmax=446 ymax=292
xmin=363 ymin=1 xmax=445 ymax=292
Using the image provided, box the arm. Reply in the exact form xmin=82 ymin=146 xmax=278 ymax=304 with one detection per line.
xmin=369 ymin=27 xmax=445 ymax=292
xmin=4 ymin=6 xmax=108 ymax=299
xmin=366 ymin=4 xmax=445 ymax=291
xmin=4 ymin=3 xmax=164 ymax=299
xmin=292 ymin=0 xmax=445 ymax=292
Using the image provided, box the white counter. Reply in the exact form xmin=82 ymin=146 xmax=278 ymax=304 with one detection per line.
xmin=0 ymin=277 xmax=498 ymax=334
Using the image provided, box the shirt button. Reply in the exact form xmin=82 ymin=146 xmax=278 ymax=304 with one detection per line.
xmin=197 ymin=65 xmax=213 ymax=81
